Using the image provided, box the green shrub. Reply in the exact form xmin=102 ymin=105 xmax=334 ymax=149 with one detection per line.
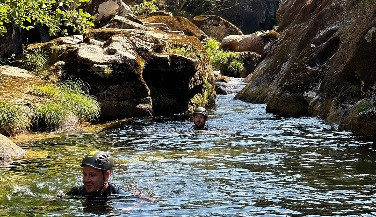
xmin=30 ymin=80 xmax=100 ymax=131
xmin=22 ymin=47 xmax=50 ymax=77
xmin=191 ymin=79 xmax=214 ymax=107
xmin=356 ymin=100 xmax=374 ymax=113
xmin=31 ymin=83 xmax=60 ymax=98
xmin=60 ymin=79 xmax=90 ymax=95
xmin=131 ymin=0 xmax=159 ymax=17
xmin=204 ymin=38 xmax=221 ymax=55
xmin=204 ymin=38 xmax=245 ymax=77
xmin=59 ymin=80 xmax=100 ymax=120
xmin=61 ymin=91 xmax=100 ymax=121
xmin=34 ymin=102 xmax=69 ymax=131
xmin=0 ymin=101 xmax=31 ymax=136
xmin=227 ymin=59 xmax=245 ymax=77
xmin=0 ymin=0 xmax=94 ymax=37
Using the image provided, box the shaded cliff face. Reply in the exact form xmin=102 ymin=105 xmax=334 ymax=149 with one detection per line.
xmin=213 ymin=0 xmax=279 ymax=34
xmin=236 ymin=0 xmax=376 ymax=137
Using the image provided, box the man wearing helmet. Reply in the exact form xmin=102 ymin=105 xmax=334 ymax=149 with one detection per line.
xmin=67 ymin=151 xmax=127 ymax=198
xmin=193 ymin=106 xmax=208 ymax=130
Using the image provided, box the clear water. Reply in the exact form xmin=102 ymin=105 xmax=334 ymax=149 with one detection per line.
xmin=1 ymin=79 xmax=376 ymax=216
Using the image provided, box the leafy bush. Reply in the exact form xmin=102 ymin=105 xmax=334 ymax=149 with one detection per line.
xmin=167 ymin=44 xmax=198 ymax=59
xmin=34 ymin=102 xmax=69 ymax=131
xmin=0 ymin=101 xmax=31 ymax=136
xmin=30 ymin=80 xmax=100 ymax=131
xmin=356 ymin=100 xmax=374 ymax=113
xmin=22 ymin=47 xmax=50 ymax=76
xmin=31 ymin=83 xmax=60 ymax=98
xmin=227 ymin=59 xmax=245 ymax=77
xmin=204 ymin=38 xmax=245 ymax=77
xmin=131 ymin=0 xmax=159 ymax=17
xmin=0 ymin=0 xmax=94 ymax=37
xmin=60 ymin=80 xmax=100 ymax=121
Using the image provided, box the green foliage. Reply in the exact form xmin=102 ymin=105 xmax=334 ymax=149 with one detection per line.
xmin=59 ymin=79 xmax=90 ymax=95
xmin=0 ymin=0 xmax=94 ymax=37
xmin=204 ymin=38 xmax=221 ymax=52
xmin=0 ymin=101 xmax=31 ymax=136
xmin=204 ymin=38 xmax=245 ymax=77
xmin=34 ymin=102 xmax=69 ymax=131
xmin=131 ymin=0 xmax=159 ymax=17
xmin=190 ymin=77 xmax=215 ymax=108
xmin=227 ymin=59 xmax=245 ymax=77
xmin=60 ymin=80 xmax=100 ymax=121
xmin=22 ymin=47 xmax=49 ymax=76
xmin=29 ymin=80 xmax=100 ymax=131
xmin=356 ymin=100 xmax=374 ymax=113
xmin=31 ymin=83 xmax=60 ymax=98
xmin=167 ymin=44 xmax=198 ymax=59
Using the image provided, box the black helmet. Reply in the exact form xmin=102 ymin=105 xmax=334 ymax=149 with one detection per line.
xmin=81 ymin=151 xmax=114 ymax=171
xmin=193 ymin=106 xmax=207 ymax=117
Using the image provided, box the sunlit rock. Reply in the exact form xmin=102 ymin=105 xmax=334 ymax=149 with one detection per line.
xmin=56 ymin=28 xmax=216 ymax=118
xmin=141 ymin=16 xmax=208 ymax=41
xmin=236 ymin=0 xmax=376 ymax=137
xmin=221 ymin=30 xmax=280 ymax=55
xmin=0 ymin=134 xmax=25 ymax=167
xmin=192 ymin=15 xmax=243 ymax=42
xmin=81 ymin=0 xmax=121 ymax=25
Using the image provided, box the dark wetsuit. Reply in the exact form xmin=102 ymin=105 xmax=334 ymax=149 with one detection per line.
xmin=67 ymin=183 xmax=128 ymax=199
xmin=193 ymin=124 xmax=208 ymax=130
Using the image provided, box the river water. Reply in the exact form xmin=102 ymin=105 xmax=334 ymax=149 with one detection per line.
xmin=1 ymin=78 xmax=376 ymax=216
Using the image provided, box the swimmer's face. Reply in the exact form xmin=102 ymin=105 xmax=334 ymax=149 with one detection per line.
xmin=82 ymin=165 xmax=108 ymax=193
xmin=193 ymin=113 xmax=207 ymax=129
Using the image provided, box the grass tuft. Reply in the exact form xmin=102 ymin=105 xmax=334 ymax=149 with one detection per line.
xmin=0 ymin=101 xmax=31 ymax=136
xmin=24 ymin=80 xmax=101 ymax=132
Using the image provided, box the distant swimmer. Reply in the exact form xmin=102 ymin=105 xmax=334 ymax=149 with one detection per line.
xmin=193 ymin=107 xmax=208 ymax=130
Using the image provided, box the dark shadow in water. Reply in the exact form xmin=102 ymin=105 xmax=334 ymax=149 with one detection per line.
xmin=81 ymin=198 xmax=115 ymax=215
xmin=67 ymin=194 xmax=149 ymax=216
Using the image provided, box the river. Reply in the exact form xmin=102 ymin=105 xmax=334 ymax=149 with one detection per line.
xmin=1 ymin=78 xmax=376 ymax=216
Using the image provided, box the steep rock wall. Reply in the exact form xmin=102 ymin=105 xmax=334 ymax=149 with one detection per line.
xmin=236 ymin=0 xmax=376 ymax=137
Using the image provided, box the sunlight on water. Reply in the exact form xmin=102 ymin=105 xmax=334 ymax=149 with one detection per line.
xmin=1 ymin=78 xmax=376 ymax=216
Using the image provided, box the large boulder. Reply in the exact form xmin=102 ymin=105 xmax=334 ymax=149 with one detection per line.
xmin=81 ymin=0 xmax=122 ymax=26
xmin=192 ymin=15 xmax=243 ymax=42
xmin=40 ymin=25 xmax=215 ymax=119
xmin=0 ymin=134 xmax=25 ymax=167
xmin=236 ymin=0 xmax=376 ymax=137
xmin=238 ymin=52 xmax=262 ymax=78
xmin=141 ymin=16 xmax=208 ymax=41
xmin=221 ymin=30 xmax=280 ymax=55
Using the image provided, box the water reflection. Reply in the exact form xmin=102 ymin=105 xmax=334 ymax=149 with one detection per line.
xmin=1 ymin=78 xmax=376 ymax=216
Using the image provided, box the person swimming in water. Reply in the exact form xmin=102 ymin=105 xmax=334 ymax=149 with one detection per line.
xmin=66 ymin=151 xmax=127 ymax=199
xmin=193 ymin=107 xmax=208 ymax=130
